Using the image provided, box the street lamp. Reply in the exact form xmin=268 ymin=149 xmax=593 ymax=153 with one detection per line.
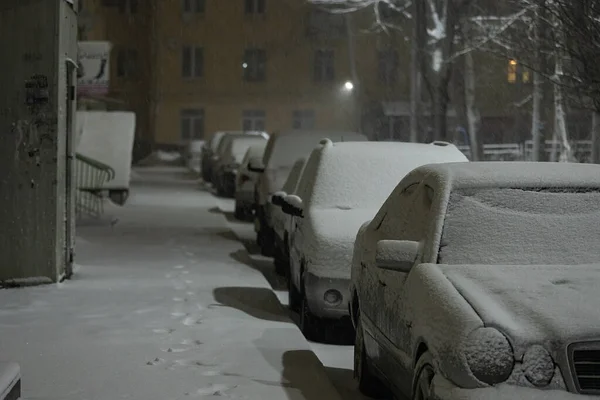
xmin=344 ymin=81 xmax=354 ymax=91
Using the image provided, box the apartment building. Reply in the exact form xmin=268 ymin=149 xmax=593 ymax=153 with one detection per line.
xmin=79 ymin=0 xmax=548 ymax=156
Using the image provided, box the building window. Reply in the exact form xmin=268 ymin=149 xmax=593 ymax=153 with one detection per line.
xmin=245 ymin=0 xmax=265 ymax=14
xmin=243 ymin=49 xmax=266 ymax=82
xmin=182 ymin=46 xmax=204 ymax=78
xmin=181 ymin=109 xmax=205 ymax=141
xmin=118 ymin=0 xmax=137 ymax=14
xmin=292 ymin=110 xmax=315 ymax=130
xmin=306 ymin=9 xmax=345 ymax=38
xmin=183 ymin=0 xmax=204 ymax=14
xmin=242 ymin=110 xmax=266 ymax=131
xmin=116 ymin=48 xmax=137 ymax=78
xmin=378 ymin=49 xmax=399 ymax=84
xmin=314 ymin=49 xmax=335 ymax=82
xmin=507 ymin=59 xmax=530 ymax=84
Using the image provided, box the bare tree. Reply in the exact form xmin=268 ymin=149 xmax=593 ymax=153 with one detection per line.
xmin=550 ymin=0 xmax=600 ymax=162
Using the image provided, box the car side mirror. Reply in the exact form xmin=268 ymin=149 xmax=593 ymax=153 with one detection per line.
xmin=281 ymin=195 xmax=303 ymax=217
xmin=271 ymin=191 xmax=287 ymax=207
xmin=375 ymin=240 xmax=420 ymax=273
xmin=248 ymin=160 xmax=265 ymax=173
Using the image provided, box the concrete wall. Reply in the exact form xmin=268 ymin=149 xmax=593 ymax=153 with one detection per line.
xmin=0 ymin=0 xmax=77 ymax=285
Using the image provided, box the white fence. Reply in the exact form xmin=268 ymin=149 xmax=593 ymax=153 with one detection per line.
xmin=458 ymin=140 xmax=593 ymax=162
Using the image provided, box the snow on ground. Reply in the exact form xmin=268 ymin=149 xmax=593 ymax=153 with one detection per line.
xmin=216 ymin=198 xmax=369 ymax=400
xmin=0 ymin=167 xmax=357 ymax=400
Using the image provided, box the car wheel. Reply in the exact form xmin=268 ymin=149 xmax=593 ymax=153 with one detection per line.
xmin=412 ymin=352 xmax=435 ymax=400
xmin=300 ymin=295 xmax=324 ymax=342
xmin=288 ymin=277 xmax=301 ymax=312
xmin=259 ymin=229 xmax=274 ymax=257
xmin=354 ymin=315 xmax=387 ymax=398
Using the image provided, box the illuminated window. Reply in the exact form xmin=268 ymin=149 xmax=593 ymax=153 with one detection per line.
xmin=508 ymin=59 xmax=531 ymax=84
xmin=508 ymin=59 xmax=517 ymax=83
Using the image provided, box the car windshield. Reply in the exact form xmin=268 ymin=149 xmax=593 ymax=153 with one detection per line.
xmin=438 ymin=188 xmax=600 ymax=265
xmin=265 ymin=132 xmax=365 ymax=170
xmin=230 ymin=138 xmax=266 ymax=163
xmin=210 ymin=133 xmax=226 ymax=152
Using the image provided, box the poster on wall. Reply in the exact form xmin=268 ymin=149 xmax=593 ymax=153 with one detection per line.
xmin=77 ymin=41 xmax=112 ymax=96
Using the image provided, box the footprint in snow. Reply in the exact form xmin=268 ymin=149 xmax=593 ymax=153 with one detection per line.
xmin=169 ymin=359 xmax=215 ymax=369
xmin=161 ymin=347 xmax=189 ymax=353
xmin=173 ymin=297 xmax=187 ymax=302
xmin=153 ymin=328 xmax=176 ymax=334
xmin=146 ymin=357 xmax=165 ymax=366
xmin=182 ymin=316 xmax=202 ymax=326
xmin=181 ymin=270 xmax=190 ymax=275
xmin=171 ymin=312 xmax=190 ymax=318
xmin=185 ymin=280 xmax=193 ymax=285
xmin=174 ymin=265 xmax=185 ymax=270
xmin=186 ymin=291 xmax=196 ymax=296
xmin=165 ymin=273 xmax=172 ymax=279
xmin=185 ymin=384 xmax=237 ymax=397
xmin=181 ymin=339 xmax=203 ymax=346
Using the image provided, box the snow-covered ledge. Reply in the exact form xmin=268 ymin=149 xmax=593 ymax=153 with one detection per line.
xmin=0 ymin=362 xmax=21 ymax=400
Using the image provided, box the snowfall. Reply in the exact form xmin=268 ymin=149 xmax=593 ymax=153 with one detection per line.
xmin=0 ymin=167 xmax=367 ymax=400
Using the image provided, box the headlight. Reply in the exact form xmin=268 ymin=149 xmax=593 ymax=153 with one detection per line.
xmin=464 ymin=327 xmax=514 ymax=385
xmin=522 ymin=345 xmax=554 ymax=387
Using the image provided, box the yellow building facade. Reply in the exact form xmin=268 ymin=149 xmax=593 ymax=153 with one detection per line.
xmin=79 ymin=0 xmax=408 ymax=150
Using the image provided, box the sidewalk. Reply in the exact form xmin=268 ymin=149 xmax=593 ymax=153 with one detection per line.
xmin=0 ymin=167 xmax=342 ymax=400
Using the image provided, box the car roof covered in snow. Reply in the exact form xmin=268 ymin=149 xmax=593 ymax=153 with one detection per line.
xmin=294 ymin=140 xmax=468 ymax=209
xmin=262 ymin=130 xmax=367 ymax=169
xmin=415 ymin=161 xmax=600 ymax=190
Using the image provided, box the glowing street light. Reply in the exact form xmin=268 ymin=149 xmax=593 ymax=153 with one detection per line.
xmin=344 ymin=81 xmax=354 ymax=91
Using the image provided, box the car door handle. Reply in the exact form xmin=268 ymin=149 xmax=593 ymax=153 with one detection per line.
xmin=378 ymin=280 xmax=387 ymax=287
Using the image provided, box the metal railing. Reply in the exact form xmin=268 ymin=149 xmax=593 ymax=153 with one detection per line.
xmin=75 ymin=153 xmax=115 ymax=218
xmin=458 ymin=140 xmax=593 ymax=162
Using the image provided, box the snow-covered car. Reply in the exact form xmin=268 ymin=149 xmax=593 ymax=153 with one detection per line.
xmin=201 ymin=132 xmax=226 ymax=182
xmin=209 ymin=131 xmax=268 ymax=186
xmin=234 ymin=143 xmax=267 ymax=220
xmin=349 ymin=161 xmax=600 ymax=400
xmin=269 ymin=157 xmax=307 ymax=276
xmin=251 ymin=130 xmax=367 ymax=257
xmin=214 ymin=134 xmax=268 ymax=197
xmin=279 ymin=140 xmax=468 ymax=342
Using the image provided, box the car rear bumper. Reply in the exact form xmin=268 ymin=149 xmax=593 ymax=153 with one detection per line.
xmin=432 ymin=375 xmax=593 ymax=400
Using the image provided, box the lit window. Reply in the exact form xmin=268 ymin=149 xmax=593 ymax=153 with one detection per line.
xmin=508 ymin=59 xmax=517 ymax=84
xmin=508 ymin=59 xmax=531 ymax=84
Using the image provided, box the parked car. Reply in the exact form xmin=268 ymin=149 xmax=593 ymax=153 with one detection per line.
xmin=269 ymin=157 xmax=307 ymax=276
xmin=214 ymin=134 xmax=268 ymax=197
xmin=234 ymin=143 xmax=268 ymax=220
xmin=211 ymin=131 xmax=268 ymax=187
xmin=201 ymin=132 xmax=226 ymax=182
xmin=278 ymin=140 xmax=468 ymax=342
xmin=349 ymin=161 xmax=600 ymax=400
xmin=251 ymin=130 xmax=367 ymax=257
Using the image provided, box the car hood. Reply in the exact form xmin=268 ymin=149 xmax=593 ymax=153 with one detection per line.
xmin=305 ymin=209 xmax=376 ymax=278
xmin=441 ymin=263 xmax=600 ymax=355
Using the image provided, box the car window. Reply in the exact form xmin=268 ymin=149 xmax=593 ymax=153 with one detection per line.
xmin=374 ymin=182 xmax=420 ymax=237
